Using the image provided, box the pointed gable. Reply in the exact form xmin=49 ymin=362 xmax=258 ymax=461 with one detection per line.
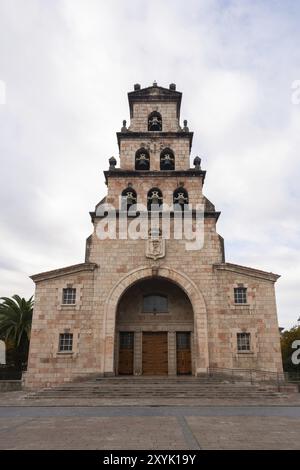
xmin=128 ymin=83 xmax=182 ymax=118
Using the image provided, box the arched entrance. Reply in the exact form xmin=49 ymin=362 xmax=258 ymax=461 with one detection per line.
xmin=101 ymin=266 xmax=209 ymax=376
xmin=116 ymin=277 xmax=194 ymax=376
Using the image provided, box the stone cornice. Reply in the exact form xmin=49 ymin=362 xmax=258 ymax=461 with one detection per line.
xmin=128 ymin=85 xmax=182 ymax=117
xmin=213 ymin=262 xmax=280 ymax=282
xmin=116 ymin=131 xmax=193 ymax=150
xmin=30 ymin=262 xmax=98 ymax=283
xmin=104 ymin=169 xmax=206 ymax=184
xmin=90 ymin=210 xmax=220 ymax=223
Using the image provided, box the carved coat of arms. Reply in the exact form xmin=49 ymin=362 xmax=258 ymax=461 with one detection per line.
xmin=146 ymin=238 xmax=165 ymax=260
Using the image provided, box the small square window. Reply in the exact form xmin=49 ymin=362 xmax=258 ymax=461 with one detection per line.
xmin=62 ymin=288 xmax=76 ymax=305
xmin=59 ymin=333 xmax=73 ymax=352
xmin=237 ymin=332 xmax=251 ymax=351
xmin=234 ymin=287 xmax=247 ymax=304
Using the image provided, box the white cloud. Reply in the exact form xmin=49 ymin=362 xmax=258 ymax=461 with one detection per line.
xmin=0 ymin=0 xmax=299 ymax=328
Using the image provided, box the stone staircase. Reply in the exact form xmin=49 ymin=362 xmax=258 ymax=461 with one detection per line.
xmin=25 ymin=376 xmax=292 ymax=400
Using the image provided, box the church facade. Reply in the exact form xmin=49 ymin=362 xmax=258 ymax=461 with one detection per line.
xmin=25 ymin=83 xmax=283 ymax=388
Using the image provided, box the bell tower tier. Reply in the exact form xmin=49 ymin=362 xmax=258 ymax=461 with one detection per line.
xmin=118 ymin=82 xmax=193 ymax=171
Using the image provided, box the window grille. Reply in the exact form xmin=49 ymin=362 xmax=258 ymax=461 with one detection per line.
xmin=237 ymin=332 xmax=251 ymax=351
xmin=234 ymin=287 xmax=247 ymax=304
xmin=62 ymin=288 xmax=76 ymax=304
xmin=59 ymin=333 xmax=73 ymax=352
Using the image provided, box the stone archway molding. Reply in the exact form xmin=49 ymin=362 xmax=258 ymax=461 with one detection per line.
xmin=101 ymin=265 xmax=209 ymax=376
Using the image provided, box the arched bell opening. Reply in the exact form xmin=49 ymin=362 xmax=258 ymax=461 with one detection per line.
xmin=121 ymin=187 xmax=137 ymax=211
xmin=160 ymin=148 xmax=175 ymax=170
xmin=147 ymin=187 xmax=163 ymax=211
xmin=148 ymin=111 xmax=162 ymax=131
xmin=173 ymin=187 xmax=189 ymax=210
xmin=135 ymin=148 xmax=150 ymax=170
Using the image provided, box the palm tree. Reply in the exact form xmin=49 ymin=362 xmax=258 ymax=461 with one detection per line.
xmin=0 ymin=295 xmax=34 ymax=370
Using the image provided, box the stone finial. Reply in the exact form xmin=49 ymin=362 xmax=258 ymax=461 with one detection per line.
xmin=109 ymin=156 xmax=117 ymax=170
xmin=121 ymin=120 xmax=128 ymax=132
xmin=183 ymin=119 xmax=189 ymax=132
xmin=193 ymin=156 xmax=201 ymax=170
xmin=134 ymin=83 xmax=141 ymax=90
xmin=153 ymin=80 xmax=157 ymax=87
xmin=169 ymin=83 xmax=176 ymax=90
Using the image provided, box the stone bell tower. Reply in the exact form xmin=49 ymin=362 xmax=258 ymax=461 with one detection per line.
xmin=118 ymin=81 xmax=192 ymax=171
xmin=95 ymin=81 xmax=208 ymax=233
xmin=25 ymin=82 xmax=283 ymax=389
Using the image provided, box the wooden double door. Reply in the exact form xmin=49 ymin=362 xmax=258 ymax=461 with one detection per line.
xmin=118 ymin=331 xmax=168 ymax=375
xmin=118 ymin=331 xmax=192 ymax=375
xmin=142 ymin=332 xmax=168 ymax=375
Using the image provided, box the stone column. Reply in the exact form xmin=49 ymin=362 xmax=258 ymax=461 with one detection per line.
xmin=134 ymin=331 xmax=142 ymax=375
xmin=168 ymin=331 xmax=177 ymax=375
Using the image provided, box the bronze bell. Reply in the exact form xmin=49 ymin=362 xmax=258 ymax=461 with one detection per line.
xmin=151 ymin=194 xmax=159 ymax=205
xmin=161 ymin=154 xmax=174 ymax=170
xmin=162 ymin=160 xmax=173 ymax=170
xmin=136 ymin=155 xmax=149 ymax=170
xmin=126 ymin=193 xmax=135 ymax=206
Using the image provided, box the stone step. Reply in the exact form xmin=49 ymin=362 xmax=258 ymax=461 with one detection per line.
xmin=30 ymin=392 xmax=279 ymax=396
xmin=27 ymin=393 xmax=282 ymax=399
xmin=49 ymin=392 xmax=278 ymax=395
xmin=25 ymin=376 xmax=290 ymax=400
xmin=32 ymin=387 xmax=278 ymax=393
xmin=27 ymin=389 xmax=283 ymax=399
xmin=29 ymin=384 xmax=274 ymax=389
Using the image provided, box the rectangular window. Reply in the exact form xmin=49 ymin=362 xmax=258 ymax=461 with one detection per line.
xmin=62 ymin=288 xmax=76 ymax=305
xmin=234 ymin=287 xmax=247 ymax=304
xmin=119 ymin=332 xmax=134 ymax=350
xmin=59 ymin=333 xmax=73 ymax=352
xmin=176 ymin=332 xmax=191 ymax=350
xmin=143 ymin=294 xmax=168 ymax=313
xmin=237 ymin=332 xmax=251 ymax=351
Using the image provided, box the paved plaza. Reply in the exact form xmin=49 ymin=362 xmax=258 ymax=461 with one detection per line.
xmin=0 ymin=405 xmax=299 ymax=450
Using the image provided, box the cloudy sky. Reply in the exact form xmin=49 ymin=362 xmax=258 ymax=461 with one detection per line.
xmin=0 ymin=0 xmax=299 ymax=328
